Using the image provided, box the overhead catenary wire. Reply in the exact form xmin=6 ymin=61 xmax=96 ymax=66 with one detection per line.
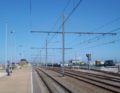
xmin=69 ymin=19 xmax=87 ymax=32
xmin=32 ymin=28 xmax=119 ymax=62
xmin=32 ymin=0 xmax=71 ymax=62
xmin=38 ymin=25 xmax=120 ymax=60
xmin=31 ymin=0 xmax=120 ymax=62
xmin=65 ymin=39 xmax=120 ymax=54
xmin=65 ymin=31 xmax=120 ymax=54
xmin=65 ymin=17 xmax=120 ymax=47
xmin=36 ymin=17 xmax=61 ymax=48
xmin=47 ymin=0 xmax=83 ymax=45
xmin=65 ymin=35 xmax=118 ymax=54
xmin=33 ymin=0 xmax=83 ymax=62
xmin=68 ymin=16 xmax=119 ymax=32
xmin=34 ymin=17 xmax=60 ymax=31
xmin=66 ymin=35 xmax=80 ymax=46
xmin=40 ymin=16 xmax=120 ymax=59
xmin=40 ymin=0 xmax=71 ymax=49
xmin=69 ymin=28 xmax=120 ymax=48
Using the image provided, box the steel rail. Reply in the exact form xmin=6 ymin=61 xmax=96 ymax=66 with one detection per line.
xmin=48 ymin=68 xmax=120 ymax=88
xmin=37 ymin=67 xmax=73 ymax=93
xmin=33 ymin=67 xmax=53 ymax=93
xmin=66 ymin=69 xmax=120 ymax=83
xmin=47 ymin=67 xmax=120 ymax=82
xmin=64 ymin=66 xmax=120 ymax=76
xmin=46 ymin=68 xmax=120 ymax=93
xmin=62 ymin=67 xmax=120 ymax=82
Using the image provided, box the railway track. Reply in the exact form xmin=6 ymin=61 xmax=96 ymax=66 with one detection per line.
xmin=49 ymin=68 xmax=120 ymax=85
xmin=46 ymin=67 xmax=120 ymax=93
xmin=34 ymin=67 xmax=73 ymax=93
xmin=69 ymin=69 xmax=120 ymax=83
xmin=45 ymin=67 xmax=120 ymax=81
xmin=69 ymin=67 xmax=120 ymax=77
xmin=52 ymin=67 xmax=120 ymax=83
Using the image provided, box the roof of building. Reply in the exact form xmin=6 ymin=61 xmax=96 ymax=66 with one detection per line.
xmin=20 ymin=59 xmax=27 ymax=61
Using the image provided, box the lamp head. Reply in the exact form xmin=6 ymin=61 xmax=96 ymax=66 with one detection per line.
xmin=31 ymin=47 xmax=34 ymax=49
xmin=4 ymin=21 xmax=7 ymax=23
xmin=11 ymin=31 xmax=15 ymax=33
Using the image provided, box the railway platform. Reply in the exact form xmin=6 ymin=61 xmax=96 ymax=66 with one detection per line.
xmin=0 ymin=67 xmax=31 ymax=93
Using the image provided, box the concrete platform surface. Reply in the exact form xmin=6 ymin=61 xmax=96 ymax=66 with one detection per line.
xmin=32 ymin=67 xmax=42 ymax=93
xmin=0 ymin=72 xmax=7 ymax=78
xmin=0 ymin=67 xmax=31 ymax=93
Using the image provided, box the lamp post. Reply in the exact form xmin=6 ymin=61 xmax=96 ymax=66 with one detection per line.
xmin=7 ymin=46 xmax=9 ymax=62
xmin=19 ymin=53 xmax=21 ymax=61
xmin=4 ymin=21 xmax=7 ymax=69
xmin=11 ymin=31 xmax=15 ymax=73
xmin=14 ymin=37 xmax=16 ymax=65
xmin=20 ymin=45 xmax=23 ymax=59
xmin=23 ymin=51 xmax=25 ymax=58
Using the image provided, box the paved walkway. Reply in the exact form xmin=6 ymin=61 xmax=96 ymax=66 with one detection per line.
xmin=0 ymin=67 xmax=31 ymax=93
xmin=0 ymin=72 xmax=7 ymax=78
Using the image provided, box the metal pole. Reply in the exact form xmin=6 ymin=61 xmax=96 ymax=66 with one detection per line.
xmin=46 ymin=39 xmax=47 ymax=70
xmin=62 ymin=14 xmax=65 ymax=77
xmin=52 ymin=50 xmax=53 ymax=67
xmin=16 ymin=55 xmax=18 ymax=63
xmin=7 ymin=46 xmax=9 ymax=63
xmin=88 ymin=60 xmax=90 ymax=72
xmin=40 ymin=50 xmax=41 ymax=67
xmin=98 ymin=38 xmax=99 ymax=60
xmin=11 ymin=33 xmax=12 ymax=73
xmin=118 ymin=65 xmax=120 ymax=72
xmin=22 ymin=47 xmax=23 ymax=59
xmin=92 ymin=49 xmax=93 ymax=62
xmin=5 ymin=22 xmax=7 ymax=69
xmin=2 ymin=55 xmax=3 ymax=65
xmin=15 ymin=37 xmax=16 ymax=65
xmin=20 ymin=53 xmax=21 ymax=59
xmin=18 ymin=54 xmax=19 ymax=63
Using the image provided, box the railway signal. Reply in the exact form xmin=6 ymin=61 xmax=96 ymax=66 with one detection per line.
xmin=86 ymin=54 xmax=91 ymax=72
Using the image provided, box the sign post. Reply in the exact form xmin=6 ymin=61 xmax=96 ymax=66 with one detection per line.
xmin=86 ymin=54 xmax=91 ymax=72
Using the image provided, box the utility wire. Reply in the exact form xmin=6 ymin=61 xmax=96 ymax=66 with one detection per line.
xmin=69 ymin=19 xmax=87 ymax=32
xmin=65 ymin=31 xmax=120 ymax=54
xmin=35 ymin=23 xmax=120 ymax=62
xmin=68 ymin=17 xmax=108 ymax=32
xmin=66 ymin=36 xmax=80 ymax=46
xmin=34 ymin=17 xmax=59 ymax=31
xmin=32 ymin=0 xmax=71 ymax=61
xmin=43 ymin=32 xmax=120 ymax=61
xmin=46 ymin=22 xmax=120 ymax=54
xmin=40 ymin=0 xmax=71 ymax=49
xmin=36 ymin=17 xmax=60 ymax=48
xmin=65 ymin=39 xmax=120 ymax=54
xmin=35 ymin=0 xmax=82 ymax=62
xmin=69 ymin=28 xmax=120 ymax=48
xmin=47 ymin=0 xmax=82 ymax=45
xmin=65 ymin=17 xmax=120 ymax=47
xmin=90 ymin=17 xmax=120 ymax=32
xmin=68 ymin=33 xmax=119 ymax=54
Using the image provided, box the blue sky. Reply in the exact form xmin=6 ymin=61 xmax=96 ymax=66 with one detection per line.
xmin=0 ymin=0 xmax=120 ymax=64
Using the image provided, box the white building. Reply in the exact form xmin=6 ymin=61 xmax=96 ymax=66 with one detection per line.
xmin=77 ymin=57 xmax=82 ymax=62
xmin=90 ymin=61 xmax=104 ymax=65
